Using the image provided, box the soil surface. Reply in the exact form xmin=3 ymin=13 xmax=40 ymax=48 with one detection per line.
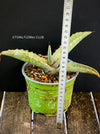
xmin=25 ymin=64 xmax=76 ymax=83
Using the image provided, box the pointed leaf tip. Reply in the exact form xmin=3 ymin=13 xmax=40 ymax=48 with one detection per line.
xmin=67 ymin=61 xmax=100 ymax=78
xmin=97 ymin=73 xmax=100 ymax=78
xmin=47 ymin=44 xmax=53 ymax=65
xmin=48 ymin=41 xmax=51 ymax=46
xmin=91 ymin=31 xmax=95 ymax=33
xmin=69 ymin=31 xmax=93 ymax=53
xmin=0 ymin=52 xmax=2 ymax=62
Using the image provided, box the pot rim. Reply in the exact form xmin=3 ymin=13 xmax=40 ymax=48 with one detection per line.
xmin=22 ymin=61 xmax=79 ymax=85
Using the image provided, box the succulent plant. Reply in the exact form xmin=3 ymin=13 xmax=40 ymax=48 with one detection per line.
xmin=0 ymin=31 xmax=100 ymax=77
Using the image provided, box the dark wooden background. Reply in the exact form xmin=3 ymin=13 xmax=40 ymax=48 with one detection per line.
xmin=0 ymin=0 xmax=100 ymax=91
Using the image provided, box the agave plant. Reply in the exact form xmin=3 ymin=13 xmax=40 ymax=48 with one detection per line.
xmin=0 ymin=31 xmax=100 ymax=78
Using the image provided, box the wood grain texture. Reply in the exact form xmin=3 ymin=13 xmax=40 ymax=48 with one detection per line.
xmin=33 ymin=113 xmax=65 ymax=134
xmin=0 ymin=92 xmax=30 ymax=134
xmin=93 ymin=93 xmax=100 ymax=118
xmin=0 ymin=92 xmax=100 ymax=134
xmin=0 ymin=92 xmax=65 ymax=134
xmin=67 ymin=92 xmax=100 ymax=134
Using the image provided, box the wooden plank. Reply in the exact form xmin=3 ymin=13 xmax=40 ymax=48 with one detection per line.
xmin=93 ymin=92 xmax=100 ymax=130
xmin=67 ymin=93 xmax=100 ymax=134
xmin=0 ymin=92 xmax=100 ymax=134
xmin=93 ymin=93 xmax=100 ymax=119
xmin=33 ymin=113 xmax=65 ymax=134
xmin=0 ymin=92 xmax=65 ymax=134
xmin=0 ymin=92 xmax=31 ymax=134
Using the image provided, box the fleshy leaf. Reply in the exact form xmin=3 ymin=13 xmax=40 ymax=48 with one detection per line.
xmin=52 ymin=31 xmax=93 ymax=68
xmin=51 ymin=61 xmax=100 ymax=77
xmin=69 ymin=31 xmax=93 ymax=53
xmin=67 ymin=61 xmax=100 ymax=77
xmin=47 ymin=44 xmax=53 ymax=65
xmin=1 ymin=49 xmax=56 ymax=72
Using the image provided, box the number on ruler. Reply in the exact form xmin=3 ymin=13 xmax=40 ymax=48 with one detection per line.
xmin=62 ymin=66 xmax=65 ymax=68
xmin=62 ymin=61 xmax=65 ymax=64
xmin=64 ymin=41 xmax=67 ymax=44
xmin=65 ymin=24 xmax=68 ymax=27
xmin=59 ymin=114 xmax=61 ymax=118
xmin=65 ymin=18 xmax=69 ymax=21
xmin=63 ymin=46 xmax=66 ymax=49
xmin=61 ymin=75 xmax=64 ymax=77
xmin=65 ymin=30 xmax=68 ymax=33
xmin=61 ymin=79 xmax=64 ymax=82
xmin=66 ymin=12 xmax=69 ymax=16
xmin=62 ymin=57 xmax=66 ymax=59
xmin=61 ymin=70 xmax=64 ymax=73
xmin=64 ymin=36 xmax=67 ymax=39
xmin=60 ymin=91 xmax=63 ymax=94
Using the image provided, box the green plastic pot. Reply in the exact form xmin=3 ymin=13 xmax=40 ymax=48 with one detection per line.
xmin=22 ymin=62 xmax=79 ymax=116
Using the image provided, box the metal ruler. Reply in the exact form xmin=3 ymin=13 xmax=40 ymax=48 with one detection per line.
xmin=57 ymin=0 xmax=73 ymax=128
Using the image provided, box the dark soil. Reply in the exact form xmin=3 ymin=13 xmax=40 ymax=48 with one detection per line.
xmin=25 ymin=64 xmax=76 ymax=83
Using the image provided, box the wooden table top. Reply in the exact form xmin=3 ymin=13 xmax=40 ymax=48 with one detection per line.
xmin=0 ymin=92 xmax=100 ymax=134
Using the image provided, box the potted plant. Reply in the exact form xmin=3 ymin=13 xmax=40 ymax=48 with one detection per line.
xmin=0 ymin=31 xmax=100 ymax=116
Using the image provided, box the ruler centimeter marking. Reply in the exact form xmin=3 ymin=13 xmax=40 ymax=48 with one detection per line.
xmin=57 ymin=0 xmax=73 ymax=128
